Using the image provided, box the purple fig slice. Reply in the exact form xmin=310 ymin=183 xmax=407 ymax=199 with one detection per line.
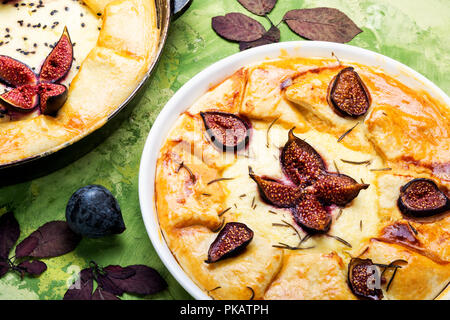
xmin=0 ymin=85 xmax=39 ymax=112
xmin=281 ymin=128 xmax=325 ymax=186
xmin=200 ymin=111 xmax=250 ymax=152
xmin=348 ymin=258 xmax=383 ymax=300
xmin=206 ymin=222 xmax=253 ymax=263
xmin=39 ymin=83 xmax=68 ymax=115
xmin=39 ymin=27 xmax=73 ymax=83
xmin=312 ymin=173 xmax=369 ymax=206
xmin=292 ymin=193 xmax=331 ymax=233
xmin=397 ymin=178 xmax=449 ymax=217
xmin=328 ymin=67 xmax=371 ymax=117
xmin=249 ymin=167 xmax=302 ymax=208
xmin=0 ymin=55 xmax=37 ymax=87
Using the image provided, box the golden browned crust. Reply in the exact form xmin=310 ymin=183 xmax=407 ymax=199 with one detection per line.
xmin=0 ymin=0 xmax=159 ymax=165
xmin=155 ymin=57 xmax=450 ymax=300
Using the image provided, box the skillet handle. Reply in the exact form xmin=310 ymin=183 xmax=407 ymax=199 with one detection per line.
xmin=172 ymin=0 xmax=192 ymax=19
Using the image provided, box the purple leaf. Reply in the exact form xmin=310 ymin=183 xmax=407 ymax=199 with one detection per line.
xmin=283 ymin=7 xmax=362 ymax=43
xmin=0 ymin=212 xmax=20 ymax=259
xmin=15 ymin=221 xmax=81 ymax=259
xmin=106 ymin=265 xmax=167 ymax=296
xmin=103 ymin=265 xmax=136 ymax=279
xmin=17 ymin=260 xmax=47 ymax=276
xmin=239 ymin=25 xmax=280 ymax=51
xmin=212 ymin=12 xmax=266 ymax=42
xmin=92 ymin=288 xmax=120 ymax=300
xmin=237 ymin=0 xmax=277 ymax=16
xmin=0 ymin=260 xmax=9 ymax=278
xmin=63 ymin=268 xmax=93 ymax=300
xmin=15 ymin=237 xmax=38 ymax=258
xmin=96 ymin=272 xmax=125 ymax=296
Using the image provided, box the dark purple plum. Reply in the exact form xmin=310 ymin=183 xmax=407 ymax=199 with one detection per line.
xmin=66 ymin=185 xmax=125 ymax=238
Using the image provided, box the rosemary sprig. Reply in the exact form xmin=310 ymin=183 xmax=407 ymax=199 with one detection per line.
xmin=337 ymin=122 xmax=359 ymax=142
xmin=333 ymin=160 xmax=340 ymax=174
xmin=207 ymin=177 xmax=234 ymax=185
xmin=218 ymin=207 xmax=231 ymax=217
xmin=325 ymin=234 xmax=352 ymax=248
xmin=247 ymin=286 xmax=255 ymax=300
xmin=340 ymin=159 xmax=372 ymax=166
xmin=212 ymin=219 xmax=225 ymax=233
xmin=335 ymin=209 xmax=343 ymax=221
xmin=272 ymin=242 xmax=314 ymax=251
xmin=266 ymin=116 xmax=280 ymax=148
xmin=370 ymin=168 xmax=392 ymax=172
xmin=272 ymin=220 xmax=303 ymax=247
xmin=407 ymin=222 xmax=419 ymax=236
xmin=433 ymin=281 xmax=450 ymax=300
xmin=386 ymin=267 xmax=398 ymax=292
xmin=176 ymin=162 xmax=196 ymax=183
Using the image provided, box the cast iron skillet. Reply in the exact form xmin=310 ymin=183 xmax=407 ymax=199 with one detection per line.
xmin=0 ymin=0 xmax=192 ymax=186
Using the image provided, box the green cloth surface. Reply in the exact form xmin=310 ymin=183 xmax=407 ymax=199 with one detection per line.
xmin=0 ymin=0 xmax=449 ymax=300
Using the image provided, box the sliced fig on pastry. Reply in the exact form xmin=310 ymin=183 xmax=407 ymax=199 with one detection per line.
xmin=348 ymin=258 xmax=383 ymax=300
xmin=281 ymin=128 xmax=325 ymax=186
xmin=397 ymin=178 xmax=449 ymax=217
xmin=206 ymin=222 xmax=254 ymax=263
xmin=249 ymin=167 xmax=302 ymax=208
xmin=328 ymin=67 xmax=371 ymax=117
xmin=200 ymin=111 xmax=250 ymax=152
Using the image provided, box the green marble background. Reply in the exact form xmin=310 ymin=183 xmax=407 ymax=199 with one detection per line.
xmin=0 ymin=0 xmax=449 ymax=300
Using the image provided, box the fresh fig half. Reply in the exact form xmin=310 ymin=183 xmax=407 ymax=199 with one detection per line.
xmin=328 ymin=67 xmax=371 ymax=117
xmin=0 ymin=85 xmax=39 ymax=112
xmin=206 ymin=222 xmax=254 ymax=263
xmin=249 ymin=167 xmax=302 ymax=208
xmin=348 ymin=258 xmax=383 ymax=300
xmin=39 ymin=83 xmax=68 ymax=115
xmin=397 ymin=178 xmax=449 ymax=217
xmin=200 ymin=111 xmax=250 ymax=152
xmin=312 ymin=173 xmax=369 ymax=206
xmin=0 ymin=55 xmax=37 ymax=87
xmin=39 ymin=27 xmax=73 ymax=83
xmin=292 ymin=193 xmax=331 ymax=233
xmin=281 ymin=128 xmax=325 ymax=186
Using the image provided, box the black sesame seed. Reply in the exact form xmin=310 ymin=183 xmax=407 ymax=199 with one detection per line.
xmin=5 ymin=28 xmax=10 ymax=33
xmin=81 ymin=23 xmax=85 ymax=27
xmin=65 ymin=6 xmax=69 ymax=11
xmin=50 ymin=10 xmax=58 ymax=15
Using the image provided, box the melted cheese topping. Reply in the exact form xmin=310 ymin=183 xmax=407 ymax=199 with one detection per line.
xmin=0 ymin=0 xmax=101 ymax=89
xmin=156 ymin=57 xmax=450 ymax=300
xmin=0 ymin=0 xmax=159 ymax=163
xmin=222 ymin=121 xmax=382 ymax=256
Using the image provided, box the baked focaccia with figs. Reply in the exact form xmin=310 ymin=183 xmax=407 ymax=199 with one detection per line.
xmin=0 ymin=0 xmax=159 ymax=165
xmin=155 ymin=57 xmax=450 ymax=300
